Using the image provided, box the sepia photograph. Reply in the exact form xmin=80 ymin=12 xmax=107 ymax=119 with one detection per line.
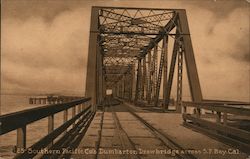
xmin=0 ymin=0 xmax=249 ymax=159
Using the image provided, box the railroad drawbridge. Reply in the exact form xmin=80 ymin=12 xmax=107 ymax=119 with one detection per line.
xmin=0 ymin=6 xmax=249 ymax=159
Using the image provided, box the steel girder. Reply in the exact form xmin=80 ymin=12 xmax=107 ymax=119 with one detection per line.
xmin=86 ymin=6 xmax=202 ymax=108
xmin=98 ymin=7 xmax=177 ymax=101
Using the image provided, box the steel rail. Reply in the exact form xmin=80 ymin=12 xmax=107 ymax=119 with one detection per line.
xmin=124 ymin=103 xmax=197 ymax=159
xmin=111 ymin=109 xmax=141 ymax=159
xmin=95 ymin=111 xmax=104 ymax=159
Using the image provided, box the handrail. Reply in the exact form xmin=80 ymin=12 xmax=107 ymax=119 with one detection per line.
xmin=202 ymin=99 xmax=250 ymax=105
xmin=183 ymin=101 xmax=250 ymax=106
xmin=0 ymin=97 xmax=91 ymax=135
xmin=14 ymin=105 xmax=94 ymax=159
xmin=182 ymin=100 xmax=250 ymax=153
xmin=182 ymin=101 xmax=250 ymax=116
xmin=0 ymin=97 xmax=93 ymax=159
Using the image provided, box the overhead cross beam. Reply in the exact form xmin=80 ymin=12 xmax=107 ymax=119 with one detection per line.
xmin=100 ymin=9 xmax=174 ymax=35
xmin=140 ymin=13 xmax=178 ymax=58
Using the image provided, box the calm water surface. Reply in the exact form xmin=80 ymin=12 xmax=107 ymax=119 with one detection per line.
xmin=0 ymin=95 xmax=66 ymax=159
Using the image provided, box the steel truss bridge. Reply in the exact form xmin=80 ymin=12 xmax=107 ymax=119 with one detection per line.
xmin=86 ymin=6 xmax=202 ymax=110
xmin=0 ymin=6 xmax=249 ymax=159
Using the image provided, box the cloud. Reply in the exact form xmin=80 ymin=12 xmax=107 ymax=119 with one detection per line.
xmin=188 ymin=0 xmax=248 ymax=35
xmin=1 ymin=6 xmax=91 ymax=95
xmin=188 ymin=7 xmax=249 ymax=101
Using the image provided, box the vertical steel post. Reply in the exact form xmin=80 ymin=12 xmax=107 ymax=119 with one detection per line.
xmin=177 ymin=10 xmax=203 ymax=102
xmin=162 ymin=36 xmax=169 ymax=108
xmin=141 ymin=57 xmax=146 ymax=100
xmin=116 ymin=84 xmax=119 ymax=97
xmin=176 ymin=45 xmax=183 ymax=112
xmin=131 ymin=64 xmax=136 ymax=101
xmin=97 ymin=51 xmax=104 ymax=104
xmin=146 ymin=51 xmax=152 ymax=104
xmin=85 ymin=7 xmax=100 ymax=106
xmin=155 ymin=36 xmax=167 ymax=107
xmin=152 ymin=45 xmax=158 ymax=102
xmin=135 ymin=59 xmax=142 ymax=102
xmin=164 ymin=36 xmax=179 ymax=110
xmin=129 ymin=72 xmax=133 ymax=101
xmin=119 ymin=81 xmax=122 ymax=98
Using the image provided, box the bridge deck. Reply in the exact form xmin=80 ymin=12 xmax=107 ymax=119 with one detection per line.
xmin=72 ymin=103 xmax=248 ymax=159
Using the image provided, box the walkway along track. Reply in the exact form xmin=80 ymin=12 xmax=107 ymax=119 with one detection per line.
xmin=111 ymin=107 xmax=141 ymax=159
xmin=94 ymin=101 xmax=197 ymax=159
xmin=95 ymin=111 xmax=104 ymax=159
xmin=95 ymin=104 xmax=140 ymax=159
xmin=124 ymin=103 xmax=197 ymax=159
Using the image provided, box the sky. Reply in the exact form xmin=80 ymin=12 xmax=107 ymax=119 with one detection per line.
xmin=1 ymin=0 xmax=249 ymax=101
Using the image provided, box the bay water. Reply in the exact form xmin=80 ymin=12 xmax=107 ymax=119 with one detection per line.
xmin=0 ymin=95 xmax=66 ymax=159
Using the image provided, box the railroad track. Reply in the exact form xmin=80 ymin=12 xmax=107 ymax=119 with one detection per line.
xmin=95 ymin=110 xmax=104 ymax=159
xmin=94 ymin=100 xmax=197 ymax=159
xmin=125 ymin=104 xmax=197 ymax=159
xmin=95 ymin=102 xmax=140 ymax=159
xmin=111 ymin=107 xmax=141 ymax=159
